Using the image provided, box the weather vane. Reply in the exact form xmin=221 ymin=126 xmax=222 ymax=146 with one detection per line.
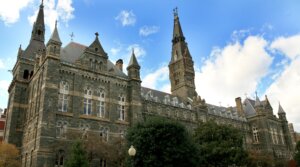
xmin=70 ymin=32 xmax=75 ymax=41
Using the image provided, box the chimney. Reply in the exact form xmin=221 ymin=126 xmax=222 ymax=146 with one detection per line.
xmin=116 ymin=59 xmax=123 ymax=71
xmin=235 ymin=97 xmax=245 ymax=117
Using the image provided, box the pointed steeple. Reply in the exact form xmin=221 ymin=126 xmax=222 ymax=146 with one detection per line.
xmin=264 ymin=95 xmax=273 ymax=109
xmin=172 ymin=7 xmax=185 ymax=44
xmin=254 ymin=91 xmax=261 ymax=107
xmin=128 ymin=49 xmax=140 ymax=68
xmin=30 ymin=0 xmax=45 ymax=42
xmin=17 ymin=45 xmax=23 ymax=57
xmin=127 ymin=48 xmax=141 ymax=80
xmin=22 ymin=0 xmax=46 ymax=59
xmin=169 ymin=7 xmax=196 ymax=98
xmin=48 ymin=20 xmax=61 ymax=44
xmin=278 ymin=102 xmax=286 ymax=114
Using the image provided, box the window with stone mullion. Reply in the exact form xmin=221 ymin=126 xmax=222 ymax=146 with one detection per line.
xmin=84 ymin=88 xmax=92 ymax=115
xmin=118 ymin=95 xmax=125 ymax=121
xmin=97 ymin=91 xmax=105 ymax=118
xmin=84 ymin=98 xmax=92 ymax=115
xmin=58 ymin=81 xmax=69 ymax=112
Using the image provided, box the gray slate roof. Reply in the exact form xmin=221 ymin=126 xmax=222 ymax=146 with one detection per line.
xmin=60 ymin=42 xmax=127 ymax=78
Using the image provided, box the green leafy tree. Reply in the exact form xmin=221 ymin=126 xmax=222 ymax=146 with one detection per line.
xmin=193 ymin=121 xmax=248 ymax=167
xmin=65 ymin=140 xmax=89 ymax=167
xmin=126 ymin=117 xmax=198 ymax=167
xmin=295 ymin=141 xmax=300 ymax=165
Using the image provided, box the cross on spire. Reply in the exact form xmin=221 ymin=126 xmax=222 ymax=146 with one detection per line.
xmin=173 ymin=7 xmax=178 ymax=17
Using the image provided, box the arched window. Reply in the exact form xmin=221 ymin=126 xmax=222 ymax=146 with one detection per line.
xmin=252 ymin=125 xmax=259 ymax=143
xmin=84 ymin=87 xmax=92 ymax=115
xmin=23 ymin=69 xmax=29 ymax=79
xmin=55 ymin=150 xmax=65 ymax=167
xmin=118 ymin=94 xmax=125 ymax=121
xmin=58 ymin=81 xmax=69 ymax=112
xmin=96 ymin=89 xmax=105 ymax=118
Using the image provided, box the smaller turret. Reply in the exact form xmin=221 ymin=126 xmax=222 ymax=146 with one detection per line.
xmin=254 ymin=92 xmax=263 ymax=114
xmin=278 ymin=102 xmax=287 ymax=121
xmin=264 ymin=95 xmax=273 ymax=114
xmin=46 ymin=21 xmax=62 ymax=58
xmin=127 ymin=49 xmax=140 ymax=81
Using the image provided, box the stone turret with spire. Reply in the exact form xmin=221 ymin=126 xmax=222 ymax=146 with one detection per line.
xmin=278 ymin=102 xmax=287 ymax=121
xmin=46 ymin=20 xmax=62 ymax=58
xmin=254 ymin=92 xmax=264 ymax=114
xmin=169 ymin=7 xmax=197 ymax=98
xmin=127 ymin=49 xmax=141 ymax=81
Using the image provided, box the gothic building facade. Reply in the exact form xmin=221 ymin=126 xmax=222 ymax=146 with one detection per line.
xmin=4 ymin=2 xmax=294 ymax=166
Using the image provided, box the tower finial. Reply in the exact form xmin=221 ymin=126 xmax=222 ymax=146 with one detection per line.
xmin=41 ymin=0 xmax=44 ymax=7
xmin=95 ymin=32 xmax=99 ymax=38
xmin=173 ymin=7 xmax=178 ymax=18
xmin=132 ymin=48 xmax=135 ymax=54
xmin=55 ymin=20 xmax=57 ymax=28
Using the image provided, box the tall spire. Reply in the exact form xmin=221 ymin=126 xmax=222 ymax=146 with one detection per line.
xmin=172 ymin=7 xmax=185 ymax=45
xmin=169 ymin=7 xmax=196 ymax=98
xmin=22 ymin=0 xmax=46 ymax=59
xmin=30 ymin=0 xmax=45 ymax=42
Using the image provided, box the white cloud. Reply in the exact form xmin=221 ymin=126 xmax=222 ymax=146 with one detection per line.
xmin=110 ymin=47 xmax=121 ymax=56
xmin=0 ymin=0 xmax=33 ymax=25
xmin=195 ymin=36 xmax=273 ymax=106
xmin=142 ymin=66 xmax=169 ymax=91
xmin=115 ymin=10 xmax=136 ymax=26
xmin=265 ymin=57 xmax=300 ymax=131
xmin=28 ymin=0 xmax=74 ymax=31
xmin=139 ymin=26 xmax=160 ymax=36
xmin=127 ymin=44 xmax=146 ymax=59
xmin=271 ymin=34 xmax=300 ymax=60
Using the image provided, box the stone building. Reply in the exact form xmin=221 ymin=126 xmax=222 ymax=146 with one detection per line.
xmin=0 ymin=109 xmax=6 ymax=142
xmin=4 ymin=2 xmax=294 ymax=166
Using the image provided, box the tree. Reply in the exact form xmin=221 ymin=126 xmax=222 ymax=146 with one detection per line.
xmin=295 ymin=141 xmax=300 ymax=166
xmin=193 ymin=121 xmax=248 ymax=167
xmin=126 ymin=117 xmax=198 ymax=167
xmin=65 ymin=140 xmax=89 ymax=167
xmin=0 ymin=142 xmax=21 ymax=167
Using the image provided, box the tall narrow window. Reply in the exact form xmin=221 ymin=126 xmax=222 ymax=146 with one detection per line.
xmin=84 ymin=87 xmax=92 ymax=115
xmin=280 ymin=130 xmax=285 ymax=144
xmin=252 ymin=126 xmax=259 ymax=143
xmin=97 ymin=89 xmax=105 ymax=118
xmin=58 ymin=81 xmax=69 ymax=112
xmin=100 ymin=159 xmax=107 ymax=167
xmin=55 ymin=150 xmax=65 ymax=167
xmin=118 ymin=94 xmax=125 ymax=121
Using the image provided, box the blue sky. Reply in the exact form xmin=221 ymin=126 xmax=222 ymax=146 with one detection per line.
xmin=0 ymin=0 xmax=300 ymax=131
